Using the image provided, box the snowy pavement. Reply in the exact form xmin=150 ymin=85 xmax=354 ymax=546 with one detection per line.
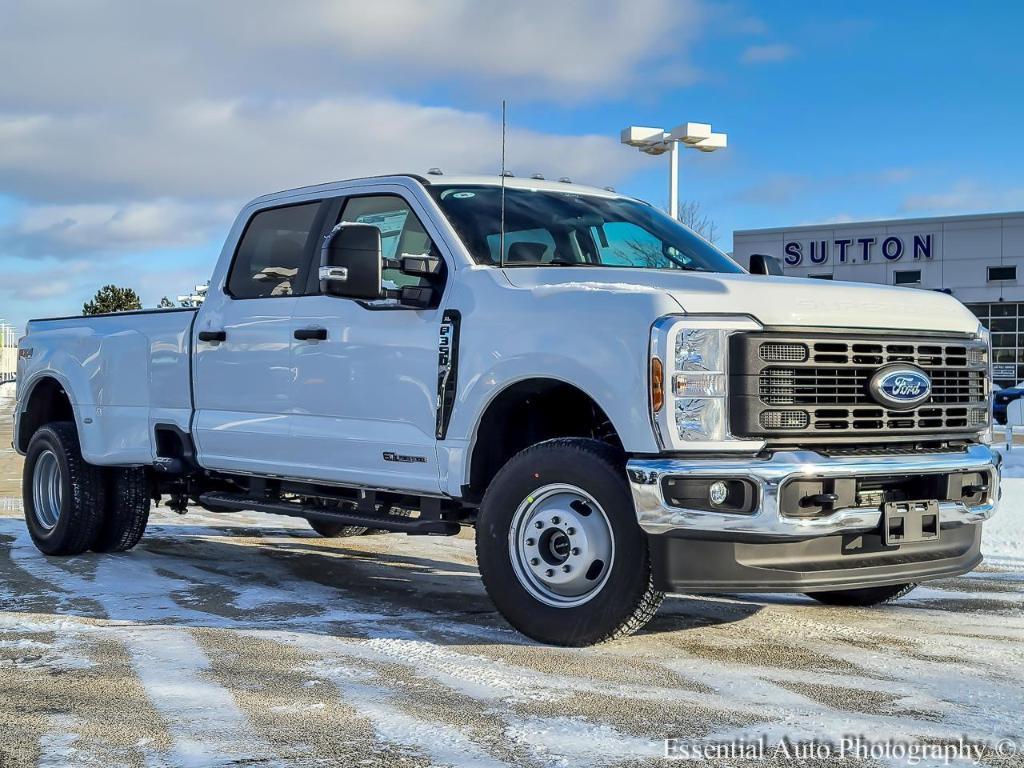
xmin=0 ymin=395 xmax=1022 ymax=766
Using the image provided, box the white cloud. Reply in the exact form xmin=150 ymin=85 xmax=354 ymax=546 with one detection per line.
xmin=901 ymin=180 xmax=1024 ymax=214
xmin=2 ymin=200 xmax=235 ymax=258
xmin=0 ymin=96 xmax=642 ymax=204
xmin=740 ymin=43 xmax=796 ymax=64
xmin=0 ymin=0 xmax=707 ymax=110
xmin=0 ymin=0 xmax=718 ymax=324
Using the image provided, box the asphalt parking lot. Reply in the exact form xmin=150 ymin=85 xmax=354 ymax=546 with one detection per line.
xmin=1 ymin=395 xmax=1022 ymax=767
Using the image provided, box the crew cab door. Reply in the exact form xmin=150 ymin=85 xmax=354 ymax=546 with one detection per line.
xmin=192 ymin=200 xmax=326 ymax=474
xmin=289 ymin=189 xmax=449 ymax=494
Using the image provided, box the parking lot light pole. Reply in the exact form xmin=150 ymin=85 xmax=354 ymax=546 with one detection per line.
xmin=620 ymin=123 xmax=728 ymax=220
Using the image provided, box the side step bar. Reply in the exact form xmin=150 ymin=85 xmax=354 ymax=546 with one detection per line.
xmin=197 ymin=492 xmax=460 ymax=536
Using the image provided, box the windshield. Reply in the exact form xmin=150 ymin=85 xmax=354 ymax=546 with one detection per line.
xmin=429 ymin=185 xmax=742 ymax=273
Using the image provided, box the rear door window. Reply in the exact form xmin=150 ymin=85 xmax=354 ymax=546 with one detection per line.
xmin=227 ymin=202 xmax=321 ymax=299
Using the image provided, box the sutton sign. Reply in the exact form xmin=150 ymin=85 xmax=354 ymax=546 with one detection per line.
xmin=783 ymin=233 xmax=934 ymax=267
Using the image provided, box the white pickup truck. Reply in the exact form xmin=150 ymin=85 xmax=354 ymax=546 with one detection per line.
xmin=14 ymin=173 xmax=1000 ymax=646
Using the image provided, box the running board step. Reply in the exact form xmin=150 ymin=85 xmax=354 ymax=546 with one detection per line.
xmin=197 ymin=492 xmax=460 ymax=536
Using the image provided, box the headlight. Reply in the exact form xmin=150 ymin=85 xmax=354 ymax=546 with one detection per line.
xmin=649 ymin=315 xmax=765 ymax=451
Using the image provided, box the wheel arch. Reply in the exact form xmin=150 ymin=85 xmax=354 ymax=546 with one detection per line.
xmin=464 ymin=376 xmax=623 ymax=502
xmin=17 ymin=374 xmax=78 ymax=453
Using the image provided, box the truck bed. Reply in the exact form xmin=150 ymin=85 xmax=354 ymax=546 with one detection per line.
xmin=20 ymin=308 xmax=197 ymax=465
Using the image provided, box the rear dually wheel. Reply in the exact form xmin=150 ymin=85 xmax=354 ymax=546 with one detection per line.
xmin=23 ymin=422 xmax=106 ymax=556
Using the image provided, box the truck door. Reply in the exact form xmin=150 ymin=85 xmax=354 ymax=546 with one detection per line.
xmin=288 ymin=190 xmax=448 ymax=494
xmin=192 ymin=201 xmax=324 ymax=474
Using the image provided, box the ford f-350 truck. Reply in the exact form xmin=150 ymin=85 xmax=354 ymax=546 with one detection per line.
xmin=14 ymin=174 xmax=1000 ymax=646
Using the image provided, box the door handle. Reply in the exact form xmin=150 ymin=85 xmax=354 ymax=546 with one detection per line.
xmin=198 ymin=330 xmax=227 ymax=342
xmin=294 ymin=327 xmax=328 ymax=341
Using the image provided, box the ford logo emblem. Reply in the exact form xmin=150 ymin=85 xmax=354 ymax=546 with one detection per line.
xmin=869 ymin=365 xmax=932 ymax=410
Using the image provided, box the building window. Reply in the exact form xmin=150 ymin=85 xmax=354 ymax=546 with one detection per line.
xmin=809 ymin=273 xmax=833 ymax=280
xmin=988 ymin=265 xmax=1017 ymax=282
xmin=893 ymin=270 xmax=921 ymax=285
xmin=964 ymin=301 xmax=1024 ymax=388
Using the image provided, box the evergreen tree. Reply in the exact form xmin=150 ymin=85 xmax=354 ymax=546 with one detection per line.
xmin=82 ymin=285 xmax=143 ymax=315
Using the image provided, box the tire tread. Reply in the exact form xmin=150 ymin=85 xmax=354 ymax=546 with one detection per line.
xmin=476 ymin=437 xmax=665 ymax=646
xmin=24 ymin=422 xmax=106 ymax=556
xmin=806 ymin=582 xmax=917 ymax=607
xmin=93 ymin=467 xmax=150 ymax=553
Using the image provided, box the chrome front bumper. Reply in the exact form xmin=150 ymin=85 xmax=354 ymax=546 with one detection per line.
xmin=626 ymin=444 xmax=1000 ymax=540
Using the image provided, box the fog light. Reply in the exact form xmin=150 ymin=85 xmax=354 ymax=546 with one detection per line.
xmin=709 ymin=481 xmax=729 ymax=506
xmin=662 ymin=477 xmax=757 ymax=514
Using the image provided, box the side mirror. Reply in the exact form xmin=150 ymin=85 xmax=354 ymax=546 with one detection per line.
xmin=399 ymin=253 xmax=443 ymax=277
xmin=749 ymin=253 xmax=785 ymax=276
xmin=320 ymin=223 xmax=383 ymax=299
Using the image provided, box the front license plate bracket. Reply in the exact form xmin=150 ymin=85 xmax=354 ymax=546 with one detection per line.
xmin=883 ymin=499 xmax=940 ymax=546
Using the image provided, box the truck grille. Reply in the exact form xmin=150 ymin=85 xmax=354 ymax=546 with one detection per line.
xmin=731 ymin=333 xmax=989 ymax=441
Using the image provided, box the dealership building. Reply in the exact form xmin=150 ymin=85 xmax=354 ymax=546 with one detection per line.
xmin=733 ymin=210 xmax=1024 ymax=388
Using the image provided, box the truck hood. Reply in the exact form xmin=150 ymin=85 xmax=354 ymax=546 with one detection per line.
xmin=502 ymin=268 xmax=981 ymax=334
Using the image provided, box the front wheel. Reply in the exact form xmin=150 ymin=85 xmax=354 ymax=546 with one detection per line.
xmin=805 ymin=583 xmax=917 ymax=606
xmin=476 ymin=438 xmax=664 ymax=646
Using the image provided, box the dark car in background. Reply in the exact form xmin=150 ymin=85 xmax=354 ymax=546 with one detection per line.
xmin=993 ymin=385 xmax=1024 ymax=424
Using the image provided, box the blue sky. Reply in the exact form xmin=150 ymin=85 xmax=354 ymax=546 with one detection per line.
xmin=1 ymin=0 xmax=1022 ymax=330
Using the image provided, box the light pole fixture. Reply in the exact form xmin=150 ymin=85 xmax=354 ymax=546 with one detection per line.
xmin=620 ymin=122 xmax=727 ymax=220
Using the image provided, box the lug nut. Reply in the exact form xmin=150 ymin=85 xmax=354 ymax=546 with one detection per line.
xmin=551 ymin=516 xmax=561 ymax=524
xmin=530 ymin=558 xmax=540 ymax=566
xmin=567 ymin=527 xmax=576 ymax=535
xmin=545 ymin=568 xmax=555 ymax=577
xmin=526 ymin=538 xmax=535 ymax=546
xmin=562 ymin=564 xmax=571 ymax=573
xmin=571 ymin=547 xmax=580 ymax=556
xmin=535 ymin=520 xmax=544 ymax=529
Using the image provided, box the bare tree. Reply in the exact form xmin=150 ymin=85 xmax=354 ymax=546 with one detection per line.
xmin=676 ymin=200 xmax=719 ymax=245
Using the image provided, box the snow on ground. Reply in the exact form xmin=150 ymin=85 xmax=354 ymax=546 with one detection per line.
xmin=0 ymin=398 xmax=1021 ymax=766
xmin=987 ymin=445 xmax=1024 ymax=568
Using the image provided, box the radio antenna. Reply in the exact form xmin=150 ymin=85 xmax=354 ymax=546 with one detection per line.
xmin=499 ymin=99 xmax=507 ymax=269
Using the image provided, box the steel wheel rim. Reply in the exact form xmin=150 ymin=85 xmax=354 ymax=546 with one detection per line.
xmin=508 ymin=483 xmax=615 ymax=608
xmin=32 ymin=449 xmax=63 ymax=531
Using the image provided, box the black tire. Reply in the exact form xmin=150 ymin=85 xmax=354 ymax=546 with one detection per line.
xmin=805 ymin=582 xmax=917 ymax=606
xmin=361 ymin=507 xmax=412 ymax=535
xmin=92 ymin=467 xmax=151 ymax=553
xmin=308 ymin=519 xmax=368 ymax=538
xmin=475 ymin=438 xmax=664 ymax=647
xmin=22 ymin=422 xmax=106 ymax=556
